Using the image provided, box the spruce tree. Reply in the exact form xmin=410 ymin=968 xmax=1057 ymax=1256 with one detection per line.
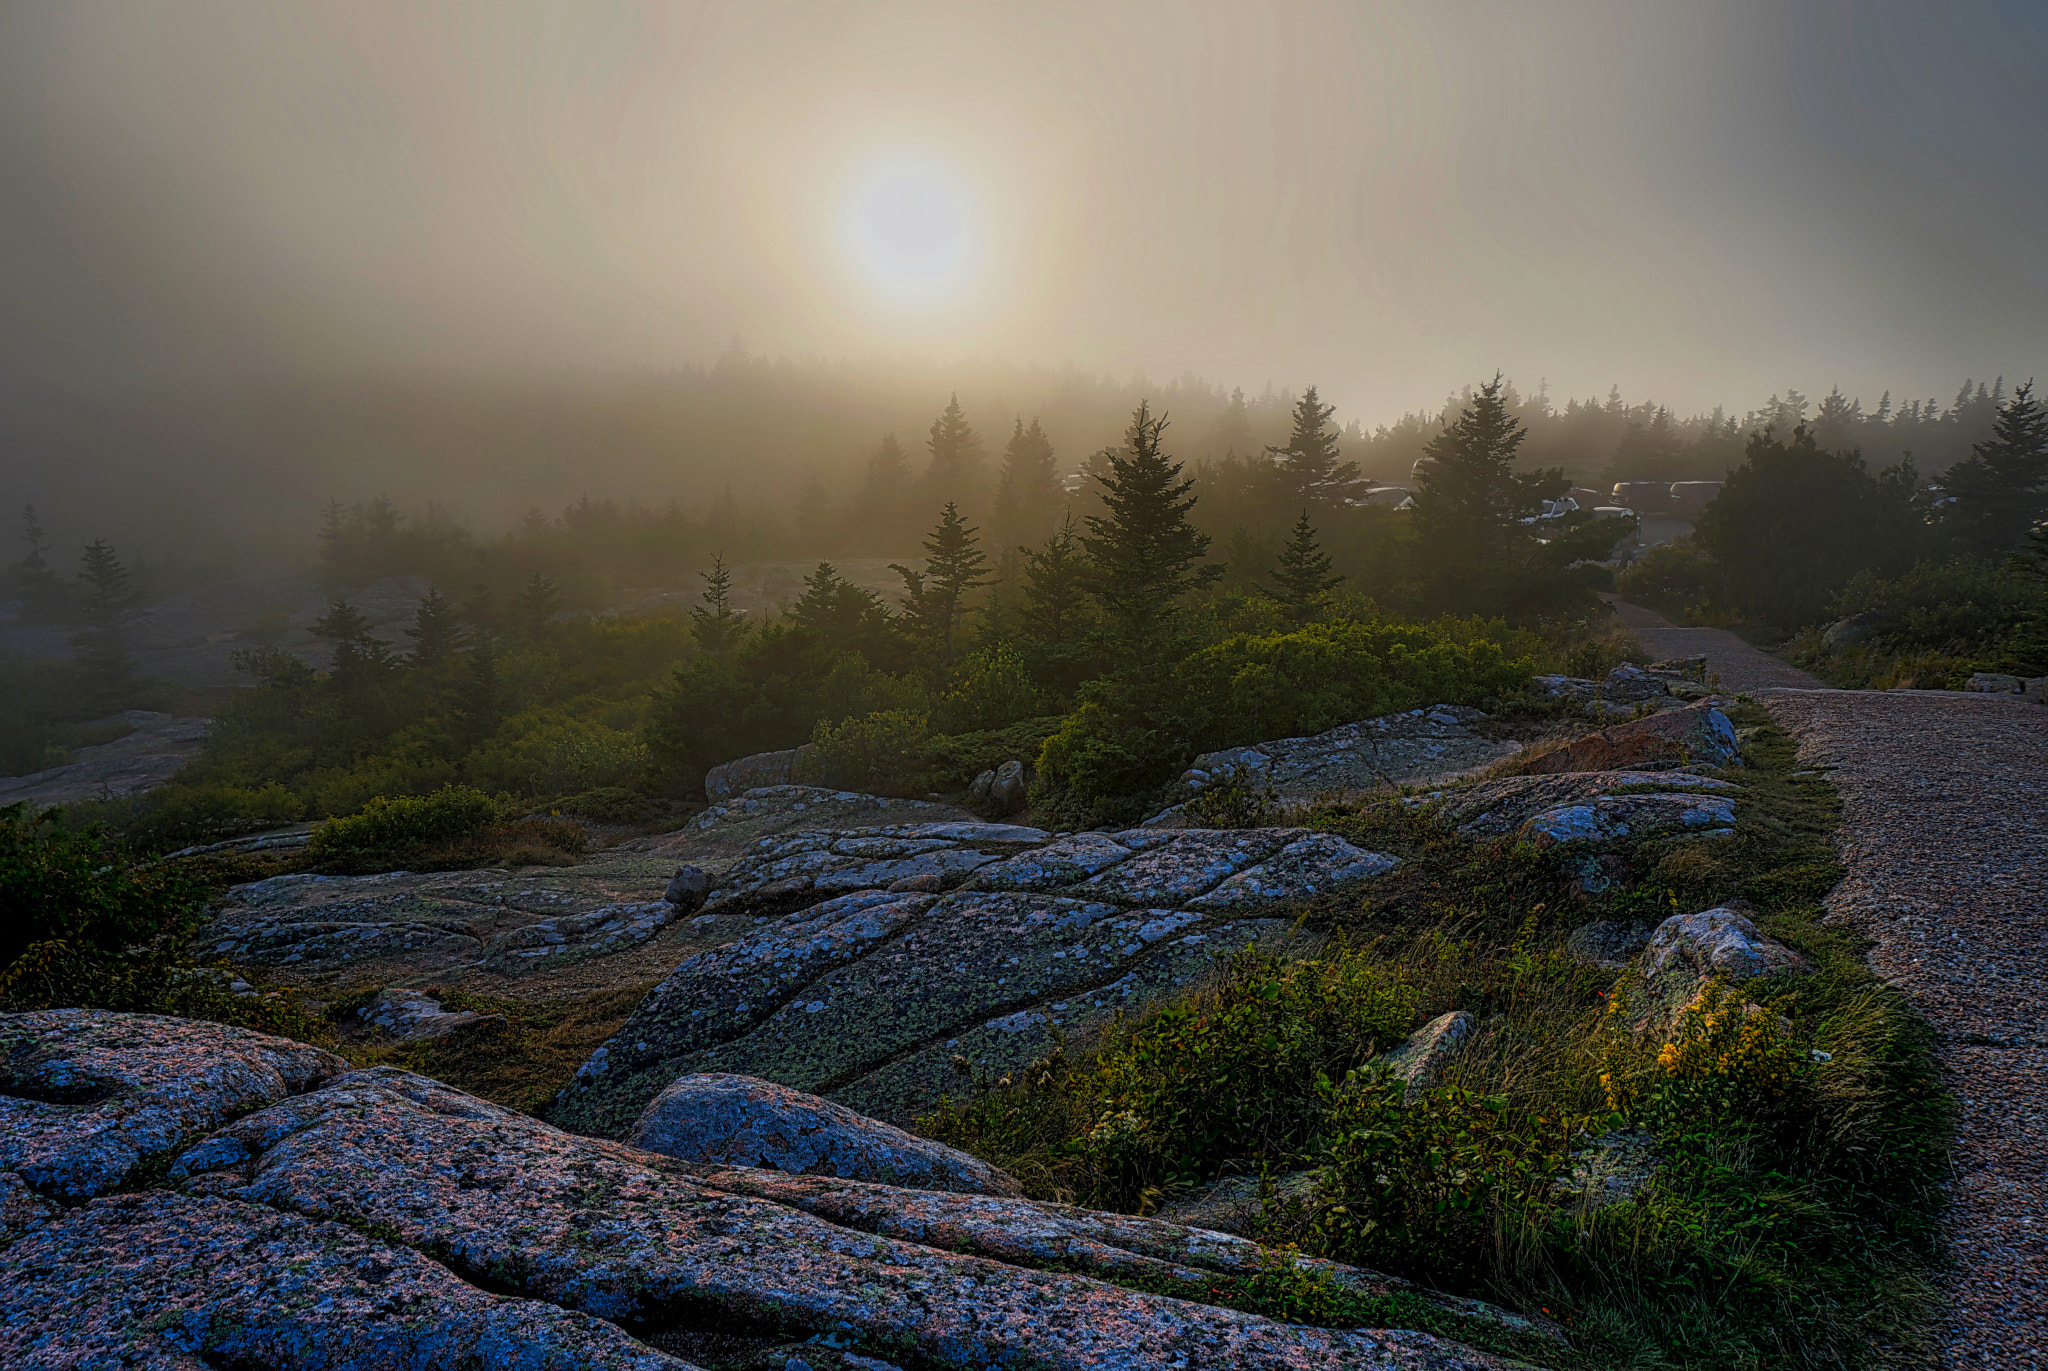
xmin=1019 ymin=515 xmax=1090 ymax=648
xmin=312 ymin=598 xmax=395 ymax=687
xmin=1081 ymin=402 xmax=1220 ymax=663
xmin=690 ymin=552 xmax=750 ymax=658
xmin=511 ymin=572 xmax=562 ymax=636
xmin=1266 ymin=385 xmax=1358 ymax=503
xmin=1409 ymin=375 xmax=1569 ymax=615
xmin=993 ymin=416 xmax=1061 ymax=544
xmin=10 ymin=505 xmax=68 ymax=622
xmin=922 ymin=395 xmax=984 ymax=508
xmin=789 ymin=561 xmax=892 ymax=655
xmin=404 ymin=587 xmax=465 ymax=666
xmin=891 ymin=502 xmax=990 ymax=660
xmin=72 ymin=539 xmax=139 ymax=693
xmin=1265 ymin=511 xmax=1342 ymax=620
xmin=452 ymin=637 xmax=504 ymax=744
xmin=1942 ymin=380 xmax=2048 ymax=555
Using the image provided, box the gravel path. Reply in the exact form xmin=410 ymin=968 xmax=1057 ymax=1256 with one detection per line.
xmin=1764 ymin=689 xmax=2048 ymax=1366
xmin=1601 ymin=596 xmax=1825 ymax=690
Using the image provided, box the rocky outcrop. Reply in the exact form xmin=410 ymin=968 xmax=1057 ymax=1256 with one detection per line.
xmin=0 ymin=1012 xmax=1533 ymax=1370
xmin=0 ymin=1010 xmax=344 ymax=1198
xmin=1181 ymin=705 xmax=1521 ymax=801
xmin=0 ymin=710 xmax=212 ymax=810
xmin=705 ymin=744 xmax=814 ymax=801
xmin=628 ymin=1072 xmax=1024 ymax=1196
xmin=551 ymin=826 xmax=1397 ymax=1136
xmin=1404 ymin=770 xmax=1737 ymax=851
xmin=1512 ymin=701 xmax=1740 ymax=775
xmin=198 ymin=849 xmax=707 ymax=977
xmin=1563 ymin=919 xmax=1657 ymax=970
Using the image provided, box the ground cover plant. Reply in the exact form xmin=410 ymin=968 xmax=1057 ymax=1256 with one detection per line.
xmin=924 ymin=703 xmax=1949 ymax=1368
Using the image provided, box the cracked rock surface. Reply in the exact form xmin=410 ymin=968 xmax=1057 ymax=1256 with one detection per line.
xmin=551 ymin=826 xmax=1397 ymax=1136
xmin=1181 ymin=705 xmax=1521 ymax=800
xmin=0 ymin=1014 xmax=1531 ymax=1370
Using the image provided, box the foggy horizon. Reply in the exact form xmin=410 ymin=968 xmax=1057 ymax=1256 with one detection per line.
xmin=4 ymin=1 xmax=2046 ymax=427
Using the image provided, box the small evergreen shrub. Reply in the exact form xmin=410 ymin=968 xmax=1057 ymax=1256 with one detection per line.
xmin=307 ymin=785 xmax=501 ymax=858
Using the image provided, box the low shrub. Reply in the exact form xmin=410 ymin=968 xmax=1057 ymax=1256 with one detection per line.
xmin=307 ymin=784 xmax=501 ymax=858
xmin=918 ymin=716 xmax=1065 ymax=792
xmin=938 ymin=644 xmax=1050 ymax=734
xmin=549 ymin=785 xmax=659 ymax=825
xmin=0 ymin=802 xmax=208 ymax=970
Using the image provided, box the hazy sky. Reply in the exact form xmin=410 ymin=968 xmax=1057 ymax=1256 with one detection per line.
xmin=3 ymin=0 xmax=2045 ymax=423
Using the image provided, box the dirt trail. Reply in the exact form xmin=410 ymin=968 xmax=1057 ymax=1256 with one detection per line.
xmin=1601 ymin=596 xmax=1824 ymax=690
xmin=1763 ymin=689 xmax=2048 ymax=1366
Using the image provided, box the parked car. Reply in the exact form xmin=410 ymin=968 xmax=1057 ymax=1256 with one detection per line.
xmin=1666 ymin=480 xmax=1723 ymax=513
xmin=1610 ymin=481 xmax=1673 ymax=513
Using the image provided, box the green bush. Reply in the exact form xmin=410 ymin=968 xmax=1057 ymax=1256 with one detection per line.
xmin=1036 ymin=618 xmax=1536 ymax=810
xmin=550 ymin=785 xmax=657 ymax=825
xmin=919 ymin=717 xmax=1065 ymax=792
xmin=307 ymin=785 xmax=501 ymax=858
xmin=797 ymin=710 xmax=932 ymax=796
xmin=0 ymin=803 xmax=208 ymax=970
xmin=466 ymin=709 xmax=649 ymax=797
xmin=938 ymin=644 xmax=1049 ymax=733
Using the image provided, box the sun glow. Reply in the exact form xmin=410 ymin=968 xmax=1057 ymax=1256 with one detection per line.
xmin=843 ymin=164 xmax=979 ymax=302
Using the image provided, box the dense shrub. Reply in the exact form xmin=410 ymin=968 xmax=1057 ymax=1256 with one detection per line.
xmin=306 ymin=785 xmax=500 ymax=858
xmin=0 ymin=803 xmax=207 ymax=970
xmin=938 ymin=644 xmax=1049 ymax=733
xmin=1035 ymin=618 xmax=1536 ymax=811
xmin=796 ymin=710 xmax=932 ymax=796
xmin=468 ymin=709 xmax=648 ymax=797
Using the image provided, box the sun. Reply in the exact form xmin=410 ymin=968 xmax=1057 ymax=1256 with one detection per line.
xmin=844 ymin=166 xmax=977 ymax=301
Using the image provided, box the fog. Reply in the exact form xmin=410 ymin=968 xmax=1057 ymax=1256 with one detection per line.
xmin=2 ymin=1 xmax=2046 ymax=565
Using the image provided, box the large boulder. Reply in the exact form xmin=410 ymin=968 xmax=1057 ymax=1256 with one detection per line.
xmin=628 ymin=1071 xmax=1024 ymax=1196
xmin=351 ymin=988 xmax=503 ymax=1042
xmin=1641 ymin=901 xmax=1813 ymax=992
xmin=1406 ymin=770 xmax=1736 ymax=844
xmin=1512 ymin=701 xmax=1740 ymax=776
xmin=1376 ymin=1009 xmax=1477 ymax=1099
xmin=0 ymin=1015 xmax=1539 ymax=1370
xmin=705 ymin=743 xmax=814 ymax=800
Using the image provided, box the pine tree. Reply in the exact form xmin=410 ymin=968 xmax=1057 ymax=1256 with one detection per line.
xmin=788 ymin=561 xmax=892 ymax=655
xmin=404 ymin=587 xmax=465 ymax=666
xmin=891 ymin=502 xmax=990 ymax=660
xmin=9 ymin=505 xmax=68 ymax=622
xmin=461 ymin=583 xmax=498 ymax=638
xmin=1266 ymin=386 xmax=1358 ymax=502
xmin=511 ymin=573 xmax=562 ymax=636
xmin=1081 ymin=402 xmax=1220 ymax=663
xmin=993 ymin=416 xmax=1061 ymax=544
xmin=1942 ymin=380 xmax=2048 ymax=555
xmin=922 ymin=395 xmax=984 ymax=508
xmin=690 ymin=552 xmax=750 ymax=657
xmin=1203 ymin=387 xmax=1256 ymax=459
xmin=452 ymin=637 xmax=504 ymax=744
xmin=312 ymin=598 xmax=395 ymax=687
xmin=1264 ymin=511 xmax=1342 ymax=620
xmin=1409 ymin=375 xmax=1569 ymax=615
xmin=76 ymin=539 xmax=137 ymax=627
xmin=1019 ymin=516 xmax=1090 ymax=648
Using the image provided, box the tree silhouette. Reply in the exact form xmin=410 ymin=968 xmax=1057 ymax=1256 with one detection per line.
xmin=1082 ymin=402 xmax=1220 ymax=663
xmin=921 ymin=395 xmax=984 ymax=509
xmin=1265 ymin=511 xmax=1342 ymax=620
xmin=1266 ymin=385 xmax=1357 ymax=502
xmin=892 ymin=502 xmax=990 ymax=661
xmin=690 ymin=552 xmax=750 ymax=658
xmin=404 ymin=587 xmax=465 ymax=666
xmin=1942 ymin=380 xmax=2048 ymax=555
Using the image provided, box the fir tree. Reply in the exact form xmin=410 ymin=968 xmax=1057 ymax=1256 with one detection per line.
xmin=1942 ymin=380 xmax=2048 ymax=555
xmin=312 ymin=598 xmax=395 ymax=686
xmin=511 ymin=572 xmax=562 ymax=636
xmin=461 ymin=583 xmax=498 ymax=638
xmin=788 ymin=561 xmax=892 ymax=655
xmin=690 ymin=552 xmax=750 ymax=657
xmin=993 ymin=416 xmax=1061 ymax=544
xmin=9 ymin=505 xmax=68 ymax=622
xmin=1264 ymin=511 xmax=1342 ymax=620
xmin=1409 ymin=375 xmax=1569 ymax=615
xmin=1266 ymin=385 xmax=1358 ymax=502
xmin=1081 ymin=402 xmax=1220 ymax=663
xmin=452 ymin=637 xmax=504 ymax=744
xmin=1019 ymin=515 xmax=1090 ymax=649
xmin=891 ymin=502 xmax=990 ymax=660
xmin=404 ymin=587 xmax=465 ymax=666
xmin=922 ymin=395 xmax=984 ymax=508
xmin=76 ymin=539 xmax=137 ymax=627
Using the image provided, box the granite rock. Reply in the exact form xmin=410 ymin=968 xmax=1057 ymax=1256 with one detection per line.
xmin=1512 ymin=701 xmax=1740 ymax=776
xmin=706 ymin=744 xmax=814 ymax=800
xmin=1641 ymin=901 xmax=1814 ymax=993
xmin=1181 ymin=705 xmax=1519 ymax=801
xmin=0 ymin=1009 xmax=344 ymax=1198
xmin=1376 ymin=1009 xmax=1477 ymax=1098
xmin=351 ymin=988 xmax=504 ymax=1041
xmin=628 ymin=1072 xmax=1024 ymax=1196
xmin=1521 ymin=791 xmax=1737 ymax=849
